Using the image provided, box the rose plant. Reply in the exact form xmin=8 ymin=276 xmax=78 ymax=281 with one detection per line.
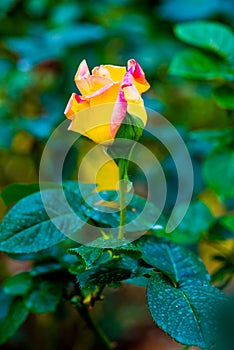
xmin=0 ymin=57 xmax=229 ymax=350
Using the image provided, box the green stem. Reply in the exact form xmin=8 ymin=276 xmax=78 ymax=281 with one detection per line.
xmin=107 ymin=141 xmax=136 ymax=240
xmin=181 ymin=346 xmax=190 ymax=350
xmin=118 ymin=158 xmax=129 ymax=240
xmin=76 ymin=303 xmax=113 ymax=350
xmin=118 ymin=183 xmax=126 ymax=239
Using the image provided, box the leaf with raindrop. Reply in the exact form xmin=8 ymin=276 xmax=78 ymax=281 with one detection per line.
xmin=0 ymin=188 xmax=87 ymax=253
xmin=147 ymin=273 xmax=227 ymax=349
xmin=136 ymin=235 xmax=210 ymax=283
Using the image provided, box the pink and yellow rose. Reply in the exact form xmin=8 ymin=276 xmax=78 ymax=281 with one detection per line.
xmin=64 ymin=59 xmax=150 ymax=144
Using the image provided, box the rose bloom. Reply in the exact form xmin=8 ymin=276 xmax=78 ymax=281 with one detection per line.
xmin=64 ymin=59 xmax=150 ymax=144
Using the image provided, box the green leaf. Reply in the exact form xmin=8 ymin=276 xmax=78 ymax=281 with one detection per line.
xmin=78 ymin=256 xmax=149 ymax=288
xmin=0 ymin=297 xmax=28 ymax=345
xmin=111 ymin=243 xmax=142 ymax=259
xmin=88 ymin=237 xmax=131 ymax=249
xmin=137 ymin=235 xmax=210 ymax=283
xmin=0 ymin=188 xmax=87 ymax=253
xmin=174 ymin=21 xmax=234 ymax=60
xmin=3 ymin=272 xmax=33 ymax=296
xmin=115 ymin=113 xmax=144 ymax=143
xmin=147 ymin=273 xmax=226 ymax=349
xmin=68 ymin=263 xmax=86 ymax=275
xmin=203 ymin=149 xmax=234 ymax=198
xmin=88 ymin=237 xmax=142 ymax=259
xmin=108 ymin=114 xmax=144 ymax=160
xmin=68 ymin=245 xmax=103 ymax=268
xmin=169 ymin=49 xmax=234 ymax=80
xmin=86 ymin=238 xmax=141 ymax=258
xmin=25 ymin=280 xmax=62 ymax=314
xmin=213 ymin=85 xmax=234 ymax=110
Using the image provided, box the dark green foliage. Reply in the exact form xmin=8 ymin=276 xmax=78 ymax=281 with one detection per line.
xmin=0 ymin=190 xmax=69 ymax=253
xmin=0 ymin=295 xmax=29 ymax=345
xmin=170 ymin=49 xmax=234 ymax=80
xmin=147 ymin=274 xmax=226 ymax=349
xmin=24 ymin=280 xmax=62 ymax=314
xmin=137 ymin=235 xmax=210 ymax=283
xmin=174 ymin=21 xmax=234 ymax=59
xmin=68 ymin=245 xmax=103 ymax=268
xmin=69 ymin=235 xmax=226 ymax=348
xmin=137 ymin=236 xmax=227 ymax=349
xmin=3 ymin=272 xmax=33 ymax=296
xmin=170 ymin=20 xmax=234 ymax=112
xmin=77 ymin=256 xmax=147 ymax=288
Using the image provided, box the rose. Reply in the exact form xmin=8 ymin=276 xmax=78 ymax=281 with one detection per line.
xmin=64 ymin=59 xmax=150 ymax=144
xmin=64 ymin=59 xmax=150 ymax=191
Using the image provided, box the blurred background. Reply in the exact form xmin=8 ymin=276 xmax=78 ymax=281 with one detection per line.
xmin=0 ymin=0 xmax=234 ymax=349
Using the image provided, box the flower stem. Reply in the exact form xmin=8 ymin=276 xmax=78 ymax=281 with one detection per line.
xmin=76 ymin=303 xmax=113 ymax=350
xmin=118 ymin=158 xmax=129 ymax=240
xmin=118 ymin=182 xmax=126 ymax=240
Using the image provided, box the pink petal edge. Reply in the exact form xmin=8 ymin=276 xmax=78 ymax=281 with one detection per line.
xmin=64 ymin=93 xmax=87 ymax=119
xmin=84 ymin=82 xmax=115 ymax=99
xmin=127 ymin=58 xmax=148 ymax=84
xmin=110 ymin=89 xmax=127 ymax=137
xmin=76 ymin=59 xmax=90 ymax=79
xmin=64 ymin=93 xmax=75 ymax=116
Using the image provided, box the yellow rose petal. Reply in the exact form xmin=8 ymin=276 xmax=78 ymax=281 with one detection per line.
xmin=64 ymin=93 xmax=89 ymax=119
xmin=102 ymin=65 xmax=126 ymax=82
xmin=68 ymin=105 xmax=115 ymax=144
xmin=74 ymin=59 xmax=92 ymax=95
xmin=90 ymin=82 xmax=120 ymax=106
xmin=89 ymin=76 xmax=113 ymax=95
xmin=122 ymin=85 xmax=147 ymax=125
xmin=123 ymin=85 xmax=142 ymax=103
xmin=133 ymin=80 xmax=150 ymax=94
xmin=127 ymin=101 xmax=147 ymax=126
xmin=92 ymin=66 xmax=111 ymax=79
